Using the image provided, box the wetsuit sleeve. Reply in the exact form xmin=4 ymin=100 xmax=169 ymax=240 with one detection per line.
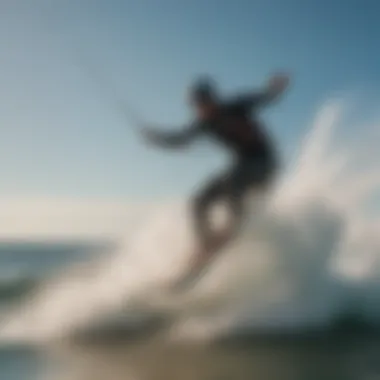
xmin=145 ymin=121 xmax=205 ymax=149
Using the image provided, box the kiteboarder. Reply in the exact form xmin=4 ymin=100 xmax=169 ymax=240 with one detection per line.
xmin=141 ymin=72 xmax=290 ymax=289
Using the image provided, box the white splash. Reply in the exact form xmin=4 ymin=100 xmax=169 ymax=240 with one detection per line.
xmin=1 ymin=98 xmax=379 ymax=344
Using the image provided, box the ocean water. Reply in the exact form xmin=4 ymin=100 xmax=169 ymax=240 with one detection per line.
xmin=0 ymin=241 xmax=108 ymax=380
xmin=0 ymin=100 xmax=380 ymax=380
xmin=0 ymin=238 xmax=379 ymax=380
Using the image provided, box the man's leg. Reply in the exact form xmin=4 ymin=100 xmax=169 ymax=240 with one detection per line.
xmin=192 ymin=174 xmax=227 ymax=249
xmin=191 ymin=160 xmax=253 ymax=247
xmin=172 ymin=156 xmax=277 ymax=291
xmin=224 ymin=155 xmax=276 ymax=237
xmin=169 ymin=175 xmax=228 ymax=290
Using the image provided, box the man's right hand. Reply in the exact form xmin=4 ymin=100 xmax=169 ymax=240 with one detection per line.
xmin=267 ymin=72 xmax=290 ymax=95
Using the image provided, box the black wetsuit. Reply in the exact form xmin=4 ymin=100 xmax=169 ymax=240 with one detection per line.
xmin=150 ymin=90 xmax=279 ymax=245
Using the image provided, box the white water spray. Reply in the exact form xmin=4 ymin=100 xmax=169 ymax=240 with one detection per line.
xmin=0 ymin=99 xmax=379 ymax=344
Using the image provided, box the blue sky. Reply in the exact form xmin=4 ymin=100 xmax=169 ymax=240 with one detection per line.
xmin=0 ymin=0 xmax=379 ymax=200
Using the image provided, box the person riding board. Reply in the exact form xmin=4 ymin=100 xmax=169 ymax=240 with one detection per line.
xmin=141 ymin=72 xmax=290 ymax=289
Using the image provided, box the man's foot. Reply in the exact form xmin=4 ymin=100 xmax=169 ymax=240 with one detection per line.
xmin=169 ymin=228 xmax=232 ymax=292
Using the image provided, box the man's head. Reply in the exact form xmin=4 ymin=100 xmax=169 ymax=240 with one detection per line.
xmin=188 ymin=77 xmax=219 ymax=118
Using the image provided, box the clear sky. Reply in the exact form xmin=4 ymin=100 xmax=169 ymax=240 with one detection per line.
xmin=0 ymin=0 xmax=379 ymax=200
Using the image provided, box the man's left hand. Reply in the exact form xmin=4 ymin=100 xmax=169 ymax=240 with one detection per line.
xmin=140 ymin=126 xmax=161 ymax=144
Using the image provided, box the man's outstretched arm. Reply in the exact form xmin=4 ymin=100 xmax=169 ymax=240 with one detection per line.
xmin=237 ymin=72 xmax=290 ymax=109
xmin=141 ymin=122 xmax=204 ymax=149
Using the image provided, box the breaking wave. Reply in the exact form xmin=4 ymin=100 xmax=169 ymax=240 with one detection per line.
xmin=0 ymin=99 xmax=379 ymax=345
